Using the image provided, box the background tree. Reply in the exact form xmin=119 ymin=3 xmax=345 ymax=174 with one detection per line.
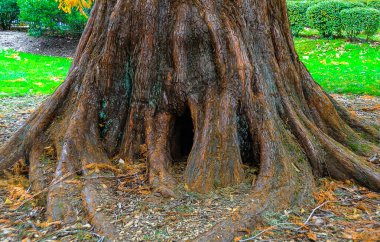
xmin=17 ymin=0 xmax=89 ymax=36
xmin=0 ymin=0 xmax=19 ymax=31
xmin=1 ymin=0 xmax=379 ymax=240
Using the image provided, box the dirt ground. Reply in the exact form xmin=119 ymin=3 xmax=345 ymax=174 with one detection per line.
xmin=0 ymin=31 xmax=79 ymax=57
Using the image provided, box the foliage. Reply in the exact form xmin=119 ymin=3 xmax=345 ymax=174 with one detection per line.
xmin=0 ymin=49 xmax=72 ymax=97
xmin=287 ymin=1 xmax=313 ymax=36
xmin=287 ymin=0 xmax=380 ymax=39
xmin=58 ymin=0 xmax=93 ymax=15
xmin=306 ymin=1 xmax=363 ymax=38
xmin=294 ymin=38 xmax=380 ymax=96
xmin=17 ymin=0 xmax=89 ymax=36
xmin=341 ymin=7 xmax=380 ymax=39
xmin=368 ymin=0 xmax=380 ymax=10
xmin=0 ymin=0 xmax=19 ymax=30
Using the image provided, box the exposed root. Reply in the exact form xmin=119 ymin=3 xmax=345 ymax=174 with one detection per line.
xmin=47 ymin=182 xmax=82 ymax=224
xmin=82 ymin=178 xmax=119 ymax=239
xmin=146 ymin=111 xmax=177 ymax=197
xmin=185 ymin=91 xmax=245 ymax=193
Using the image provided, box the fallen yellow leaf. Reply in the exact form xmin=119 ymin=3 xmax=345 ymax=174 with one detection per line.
xmin=307 ymin=231 xmax=317 ymax=241
xmin=233 ymin=236 xmax=243 ymax=242
xmin=184 ymin=184 xmax=189 ymax=191
xmin=4 ymin=198 xmax=13 ymax=206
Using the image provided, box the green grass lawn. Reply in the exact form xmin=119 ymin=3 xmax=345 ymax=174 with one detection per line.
xmin=0 ymin=49 xmax=72 ymax=97
xmin=294 ymin=38 xmax=380 ymax=96
xmin=0 ymin=37 xmax=379 ymax=97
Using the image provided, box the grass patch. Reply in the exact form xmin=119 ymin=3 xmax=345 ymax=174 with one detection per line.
xmin=294 ymin=38 xmax=380 ymax=96
xmin=0 ymin=49 xmax=72 ymax=97
xmin=0 ymin=37 xmax=379 ymax=97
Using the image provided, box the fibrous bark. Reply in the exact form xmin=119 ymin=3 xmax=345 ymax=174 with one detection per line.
xmin=1 ymin=0 xmax=379 ymax=240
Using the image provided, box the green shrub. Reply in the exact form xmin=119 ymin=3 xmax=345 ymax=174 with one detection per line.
xmin=341 ymin=7 xmax=380 ymax=39
xmin=306 ymin=1 xmax=363 ymax=38
xmin=0 ymin=0 xmax=19 ymax=30
xmin=349 ymin=0 xmax=372 ymax=5
xmin=287 ymin=1 xmax=313 ymax=36
xmin=345 ymin=1 xmax=367 ymax=8
xmin=367 ymin=0 xmax=380 ymax=10
xmin=17 ymin=0 xmax=88 ymax=36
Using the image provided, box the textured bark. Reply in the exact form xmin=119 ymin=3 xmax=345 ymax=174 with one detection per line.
xmin=1 ymin=0 xmax=379 ymax=240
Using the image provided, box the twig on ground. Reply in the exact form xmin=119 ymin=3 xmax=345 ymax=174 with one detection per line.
xmin=240 ymin=223 xmax=295 ymax=242
xmin=82 ymin=174 xmax=134 ymax=180
xmin=35 ymin=228 xmax=102 ymax=242
xmin=303 ymin=201 xmax=331 ymax=225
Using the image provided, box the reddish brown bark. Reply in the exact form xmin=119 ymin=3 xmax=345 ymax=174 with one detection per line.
xmin=1 ymin=0 xmax=379 ymax=240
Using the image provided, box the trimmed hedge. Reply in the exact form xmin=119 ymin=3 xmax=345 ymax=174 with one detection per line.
xmin=368 ymin=1 xmax=380 ymax=10
xmin=287 ymin=0 xmax=331 ymax=36
xmin=306 ymin=1 xmax=364 ymax=38
xmin=287 ymin=1 xmax=313 ymax=36
xmin=341 ymin=7 xmax=380 ymax=39
xmin=286 ymin=0 xmax=380 ymax=40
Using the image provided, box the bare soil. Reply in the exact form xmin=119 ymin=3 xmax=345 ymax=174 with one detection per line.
xmin=0 ymin=96 xmax=48 ymax=145
xmin=0 ymin=31 xmax=79 ymax=57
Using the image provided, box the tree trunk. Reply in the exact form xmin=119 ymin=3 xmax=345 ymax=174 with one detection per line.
xmin=1 ymin=0 xmax=379 ymax=240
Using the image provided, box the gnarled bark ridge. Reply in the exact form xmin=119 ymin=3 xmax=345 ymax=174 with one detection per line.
xmin=1 ymin=0 xmax=379 ymax=240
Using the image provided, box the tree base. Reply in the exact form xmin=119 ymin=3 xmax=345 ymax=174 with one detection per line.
xmin=1 ymin=0 xmax=380 ymax=240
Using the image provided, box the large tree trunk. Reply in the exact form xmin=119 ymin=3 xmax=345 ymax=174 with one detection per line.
xmin=1 ymin=0 xmax=379 ymax=240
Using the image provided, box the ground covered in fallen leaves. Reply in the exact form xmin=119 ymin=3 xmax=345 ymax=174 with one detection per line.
xmin=237 ymin=179 xmax=380 ymax=241
xmin=0 ymin=94 xmax=379 ymax=241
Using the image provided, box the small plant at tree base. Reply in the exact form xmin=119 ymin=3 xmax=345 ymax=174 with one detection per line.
xmin=341 ymin=7 xmax=380 ymax=40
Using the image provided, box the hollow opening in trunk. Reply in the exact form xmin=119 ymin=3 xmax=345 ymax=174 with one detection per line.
xmin=170 ymin=106 xmax=194 ymax=180
xmin=237 ymin=112 xmax=260 ymax=184
xmin=170 ymin=105 xmax=194 ymax=162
